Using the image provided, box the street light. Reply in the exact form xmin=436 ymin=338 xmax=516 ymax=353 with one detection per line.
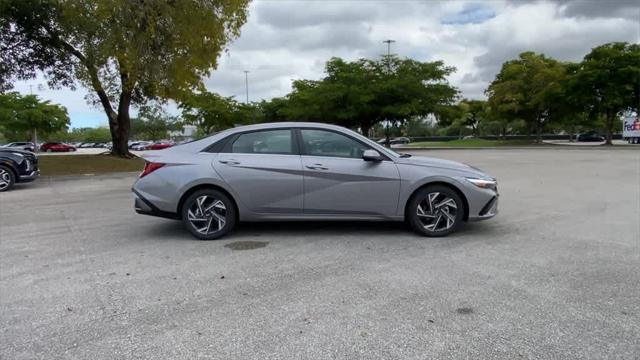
xmin=243 ymin=70 xmax=249 ymax=104
xmin=382 ymin=40 xmax=396 ymax=146
xmin=382 ymin=39 xmax=396 ymax=57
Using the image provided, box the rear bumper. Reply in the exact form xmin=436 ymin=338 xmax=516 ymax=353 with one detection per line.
xmin=132 ymin=188 xmax=180 ymax=220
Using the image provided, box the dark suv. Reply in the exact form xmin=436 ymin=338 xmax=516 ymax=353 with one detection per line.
xmin=0 ymin=148 xmax=39 ymax=191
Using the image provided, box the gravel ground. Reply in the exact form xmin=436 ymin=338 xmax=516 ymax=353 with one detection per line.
xmin=1 ymin=149 xmax=639 ymax=359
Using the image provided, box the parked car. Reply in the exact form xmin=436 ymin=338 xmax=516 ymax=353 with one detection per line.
xmin=145 ymin=142 xmax=173 ymax=150
xmin=577 ymin=131 xmax=604 ymax=142
xmin=0 ymin=148 xmax=39 ymax=191
xmin=79 ymin=142 xmax=95 ymax=148
xmin=40 ymin=142 xmax=77 ymax=152
xmin=2 ymin=142 xmax=36 ymax=152
xmin=377 ymin=137 xmax=411 ymax=145
xmin=131 ymin=142 xmax=152 ymax=151
xmin=133 ymin=122 xmax=498 ymax=240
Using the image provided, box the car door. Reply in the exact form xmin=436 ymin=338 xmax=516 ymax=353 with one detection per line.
xmin=298 ymin=128 xmax=401 ymax=217
xmin=214 ymin=128 xmax=304 ymax=214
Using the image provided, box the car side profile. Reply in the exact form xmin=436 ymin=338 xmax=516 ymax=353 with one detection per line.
xmin=132 ymin=123 xmax=498 ymax=240
xmin=40 ymin=142 xmax=76 ymax=152
xmin=2 ymin=142 xmax=36 ymax=152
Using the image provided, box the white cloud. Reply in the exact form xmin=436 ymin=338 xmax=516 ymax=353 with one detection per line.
xmin=11 ymin=0 xmax=640 ymax=127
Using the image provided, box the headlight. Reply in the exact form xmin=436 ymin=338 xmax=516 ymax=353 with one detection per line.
xmin=11 ymin=152 xmax=25 ymax=159
xmin=466 ymin=178 xmax=497 ymax=190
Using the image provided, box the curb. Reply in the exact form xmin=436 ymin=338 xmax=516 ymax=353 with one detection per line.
xmin=41 ymin=171 xmax=139 ymax=182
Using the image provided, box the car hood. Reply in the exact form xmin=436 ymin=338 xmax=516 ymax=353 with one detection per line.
xmin=397 ymin=155 xmax=493 ymax=179
xmin=0 ymin=148 xmax=34 ymax=156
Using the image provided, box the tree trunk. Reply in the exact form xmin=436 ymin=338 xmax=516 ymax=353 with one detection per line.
xmin=604 ymin=112 xmax=615 ymax=145
xmin=111 ymin=90 xmax=133 ymax=157
xmin=604 ymin=110 xmax=613 ymax=145
xmin=361 ymin=124 xmax=371 ymax=138
xmin=568 ymin=126 xmax=574 ymax=142
xmin=536 ymin=120 xmax=542 ymax=144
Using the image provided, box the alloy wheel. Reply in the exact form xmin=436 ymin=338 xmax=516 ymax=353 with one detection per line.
xmin=416 ymin=192 xmax=458 ymax=232
xmin=0 ymin=168 xmax=10 ymax=191
xmin=187 ymin=195 xmax=227 ymax=235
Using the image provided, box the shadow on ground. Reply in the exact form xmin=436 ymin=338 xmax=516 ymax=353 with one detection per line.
xmin=143 ymin=218 xmax=502 ymax=245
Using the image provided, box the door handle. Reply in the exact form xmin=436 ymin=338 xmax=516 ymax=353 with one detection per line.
xmin=219 ymin=159 xmax=240 ymax=165
xmin=305 ymin=164 xmax=328 ymax=170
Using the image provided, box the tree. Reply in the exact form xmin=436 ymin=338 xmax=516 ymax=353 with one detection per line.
xmin=0 ymin=92 xmax=69 ymax=143
xmin=283 ymin=56 xmax=458 ymax=136
xmin=460 ymin=99 xmax=486 ymax=137
xmin=258 ymin=97 xmax=290 ymax=122
xmin=1 ymin=0 xmax=250 ymax=156
xmin=180 ymin=91 xmax=252 ymax=134
xmin=572 ymin=42 xmax=640 ymax=144
xmin=486 ymin=52 xmax=566 ymax=143
xmin=136 ymin=104 xmax=180 ymax=141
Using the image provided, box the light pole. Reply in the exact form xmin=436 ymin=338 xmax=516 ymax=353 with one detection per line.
xmin=381 ymin=40 xmax=396 ymax=147
xmin=382 ymin=39 xmax=395 ymax=57
xmin=25 ymin=83 xmax=43 ymax=151
xmin=244 ymin=70 xmax=249 ymax=104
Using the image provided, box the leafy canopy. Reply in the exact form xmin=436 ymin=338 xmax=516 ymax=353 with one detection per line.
xmin=283 ymin=56 xmax=458 ymax=133
xmin=1 ymin=0 xmax=250 ymax=155
xmin=486 ymin=51 xmax=566 ymax=141
xmin=0 ymin=91 xmax=69 ymax=140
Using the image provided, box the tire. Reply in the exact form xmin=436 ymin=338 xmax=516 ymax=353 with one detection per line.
xmin=407 ymin=185 xmax=465 ymax=237
xmin=181 ymin=188 xmax=236 ymax=240
xmin=0 ymin=165 xmax=16 ymax=192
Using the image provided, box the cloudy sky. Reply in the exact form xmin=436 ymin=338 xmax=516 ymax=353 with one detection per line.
xmin=13 ymin=0 xmax=640 ymax=128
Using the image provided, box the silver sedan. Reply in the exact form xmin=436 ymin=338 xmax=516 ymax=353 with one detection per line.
xmin=132 ymin=122 xmax=498 ymax=240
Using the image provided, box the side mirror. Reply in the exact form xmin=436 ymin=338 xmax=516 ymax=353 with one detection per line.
xmin=362 ymin=149 xmax=383 ymax=162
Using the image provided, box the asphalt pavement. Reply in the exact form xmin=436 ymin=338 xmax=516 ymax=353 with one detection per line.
xmin=1 ymin=149 xmax=639 ymax=359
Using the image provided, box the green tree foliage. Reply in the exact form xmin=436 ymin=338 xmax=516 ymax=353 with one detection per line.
xmin=486 ymin=52 xmax=566 ymax=143
xmin=460 ymin=99 xmax=487 ymax=137
xmin=571 ymin=42 xmax=640 ymax=144
xmin=1 ymin=0 xmax=250 ymax=156
xmin=258 ymin=97 xmax=289 ymax=122
xmin=131 ymin=105 xmax=181 ymax=141
xmin=180 ymin=91 xmax=256 ymax=134
xmin=0 ymin=92 xmax=69 ymax=142
xmin=283 ymin=56 xmax=458 ymax=135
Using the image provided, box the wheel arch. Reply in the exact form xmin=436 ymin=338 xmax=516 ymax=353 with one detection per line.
xmin=177 ymin=183 xmax=239 ymax=222
xmin=0 ymin=161 xmax=18 ymax=180
xmin=404 ymin=181 xmax=469 ymax=221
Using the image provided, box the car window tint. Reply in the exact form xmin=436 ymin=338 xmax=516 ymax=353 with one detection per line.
xmin=301 ymin=129 xmax=368 ymax=159
xmin=231 ymin=129 xmax=292 ymax=154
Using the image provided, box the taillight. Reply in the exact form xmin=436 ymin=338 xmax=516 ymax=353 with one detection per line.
xmin=139 ymin=162 xmax=165 ymax=178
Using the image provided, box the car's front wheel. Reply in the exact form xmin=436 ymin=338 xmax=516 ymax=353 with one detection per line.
xmin=181 ymin=189 xmax=236 ymax=240
xmin=407 ymin=185 xmax=465 ymax=237
xmin=0 ymin=165 xmax=16 ymax=192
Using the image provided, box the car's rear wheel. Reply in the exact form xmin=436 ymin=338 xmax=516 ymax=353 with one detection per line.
xmin=181 ymin=189 xmax=236 ymax=240
xmin=407 ymin=185 xmax=465 ymax=237
xmin=0 ymin=165 xmax=16 ymax=192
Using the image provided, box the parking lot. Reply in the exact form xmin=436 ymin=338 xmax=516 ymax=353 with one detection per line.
xmin=1 ymin=149 xmax=638 ymax=359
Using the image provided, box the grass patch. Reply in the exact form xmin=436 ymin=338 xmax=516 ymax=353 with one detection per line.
xmin=38 ymin=155 xmax=144 ymax=176
xmin=406 ymin=138 xmax=542 ymax=148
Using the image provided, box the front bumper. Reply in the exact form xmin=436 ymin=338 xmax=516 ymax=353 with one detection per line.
xmin=469 ymin=195 xmax=498 ymax=221
xmin=18 ymin=170 xmax=40 ymax=183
